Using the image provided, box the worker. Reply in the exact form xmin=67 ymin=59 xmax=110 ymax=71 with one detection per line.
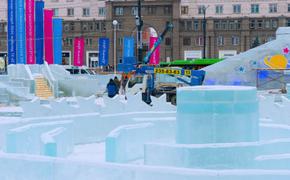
xmin=106 ymin=79 xmax=118 ymax=98
xmin=142 ymin=75 xmax=152 ymax=105
xmin=113 ymin=76 xmax=120 ymax=92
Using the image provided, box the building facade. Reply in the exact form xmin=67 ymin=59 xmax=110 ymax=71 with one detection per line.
xmin=1 ymin=0 xmax=290 ymax=66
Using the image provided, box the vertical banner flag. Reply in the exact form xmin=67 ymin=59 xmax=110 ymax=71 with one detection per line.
xmin=7 ymin=0 xmax=16 ymax=64
xmin=98 ymin=37 xmax=109 ymax=66
xmin=16 ymin=0 xmax=26 ymax=64
xmin=35 ymin=1 xmax=44 ymax=64
xmin=123 ymin=36 xmax=135 ymax=58
xmin=44 ymin=9 xmax=54 ymax=64
xmin=149 ymin=37 xmax=160 ymax=65
xmin=26 ymin=0 xmax=35 ymax=64
xmin=73 ymin=37 xmax=85 ymax=66
xmin=53 ymin=18 xmax=63 ymax=65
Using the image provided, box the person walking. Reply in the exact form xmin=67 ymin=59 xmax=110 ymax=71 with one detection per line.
xmin=106 ymin=79 xmax=118 ymax=98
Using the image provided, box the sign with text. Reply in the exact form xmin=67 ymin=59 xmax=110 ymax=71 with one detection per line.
xmin=98 ymin=37 xmax=109 ymax=66
xmin=73 ymin=37 xmax=85 ymax=66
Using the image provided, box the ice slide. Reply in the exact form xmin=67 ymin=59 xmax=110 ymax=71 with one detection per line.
xmin=203 ymin=27 xmax=290 ymax=88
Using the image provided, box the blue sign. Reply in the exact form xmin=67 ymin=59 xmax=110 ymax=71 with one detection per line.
xmin=7 ymin=0 xmax=16 ymax=64
xmin=98 ymin=38 xmax=109 ymax=66
xmin=35 ymin=1 xmax=44 ymax=64
xmin=16 ymin=0 xmax=26 ymax=64
xmin=53 ymin=18 xmax=63 ymax=65
xmin=123 ymin=36 xmax=134 ymax=58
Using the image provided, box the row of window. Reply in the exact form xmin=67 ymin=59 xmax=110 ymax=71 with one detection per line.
xmin=52 ymin=7 xmax=106 ymax=17
xmin=114 ymin=6 xmax=172 ymax=16
xmin=181 ymin=3 xmax=290 ymax=15
xmin=180 ymin=19 xmax=278 ymax=32
xmin=182 ymin=36 xmax=275 ymax=46
xmin=63 ymin=21 xmax=106 ymax=32
xmin=63 ymin=37 xmax=172 ymax=47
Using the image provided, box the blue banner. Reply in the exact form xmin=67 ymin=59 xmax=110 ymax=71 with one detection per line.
xmin=7 ymin=0 xmax=16 ymax=64
xmin=53 ymin=18 xmax=63 ymax=65
xmin=98 ymin=38 xmax=109 ymax=66
xmin=16 ymin=0 xmax=26 ymax=64
xmin=123 ymin=36 xmax=135 ymax=58
xmin=35 ymin=1 xmax=44 ymax=64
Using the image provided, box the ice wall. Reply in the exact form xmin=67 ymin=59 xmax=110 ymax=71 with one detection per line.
xmin=176 ymin=86 xmax=259 ymax=144
xmin=106 ymin=120 xmax=175 ymax=163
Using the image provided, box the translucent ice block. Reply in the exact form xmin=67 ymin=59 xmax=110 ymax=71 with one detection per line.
xmin=106 ymin=120 xmax=175 ymax=163
xmin=5 ymin=121 xmax=73 ymax=155
xmin=176 ymin=86 xmax=259 ymax=144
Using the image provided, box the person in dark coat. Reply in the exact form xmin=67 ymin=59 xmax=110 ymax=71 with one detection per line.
xmin=113 ymin=76 xmax=120 ymax=92
xmin=107 ymin=79 xmax=118 ymax=98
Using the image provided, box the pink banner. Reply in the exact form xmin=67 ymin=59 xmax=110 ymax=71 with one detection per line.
xmin=73 ymin=37 xmax=85 ymax=66
xmin=26 ymin=0 xmax=35 ymax=64
xmin=149 ymin=37 xmax=160 ymax=65
xmin=44 ymin=9 xmax=54 ymax=64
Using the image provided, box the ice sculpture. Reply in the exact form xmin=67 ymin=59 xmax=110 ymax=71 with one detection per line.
xmin=203 ymin=27 xmax=290 ymax=87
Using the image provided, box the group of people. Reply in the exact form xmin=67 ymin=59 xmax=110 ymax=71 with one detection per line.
xmin=106 ymin=76 xmax=128 ymax=98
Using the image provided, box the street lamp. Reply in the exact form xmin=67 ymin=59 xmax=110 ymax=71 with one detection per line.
xmin=202 ymin=6 xmax=209 ymax=59
xmin=112 ymin=20 xmax=118 ymax=74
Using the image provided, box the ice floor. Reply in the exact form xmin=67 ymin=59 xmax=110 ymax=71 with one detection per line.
xmin=1 ymin=86 xmax=290 ymax=180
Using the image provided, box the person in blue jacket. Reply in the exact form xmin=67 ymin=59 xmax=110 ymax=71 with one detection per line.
xmin=107 ymin=79 xmax=118 ymax=98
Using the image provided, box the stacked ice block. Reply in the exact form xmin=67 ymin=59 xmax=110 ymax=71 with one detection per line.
xmin=176 ymin=86 xmax=259 ymax=144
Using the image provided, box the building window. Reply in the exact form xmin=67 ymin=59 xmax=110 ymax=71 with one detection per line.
xmin=165 ymin=37 xmax=171 ymax=46
xmin=86 ymin=38 xmax=93 ymax=46
xmin=115 ymin=7 xmax=124 ymax=16
xmin=287 ymin=19 xmax=290 ymax=27
xmin=82 ymin=23 xmax=89 ymax=31
xmin=232 ymin=36 xmax=240 ymax=46
xmin=164 ymin=6 xmax=172 ymax=15
xmin=271 ymin=19 xmax=278 ymax=28
xmin=185 ymin=21 xmax=192 ymax=31
xmin=64 ymin=38 xmax=73 ymax=46
xmin=195 ymin=36 xmax=203 ymax=46
xmin=83 ymin=8 xmax=90 ymax=17
xmin=269 ymin=4 xmax=277 ymax=13
xmin=98 ymin=7 xmax=106 ymax=16
xmin=183 ymin=37 xmax=191 ymax=46
xmin=233 ymin=4 xmax=241 ymax=14
xmin=179 ymin=21 xmax=185 ymax=31
xmin=215 ymin=5 xmax=223 ymax=14
xmin=250 ymin=20 xmax=256 ymax=29
xmin=194 ymin=20 xmax=199 ymax=31
xmin=251 ymin=4 xmax=259 ymax=14
xmin=53 ymin=8 xmax=59 ymax=16
xmin=198 ymin=6 xmax=205 ymax=14
xmin=147 ymin=6 xmax=156 ymax=15
xmin=67 ymin=8 xmax=74 ymax=16
xmin=257 ymin=20 xmax=263 ymax=29
xmin=118 ymin=37 xmax=123 ymax=46
xmin=70 ymin=22 xmax=75 ymax=31
xmin=288 ymin=4 xmax=290 ymax=12
xmin=131 ymin=7 xmax=138 ymax=16
xmin=217 ymin=36 xmax=224 ymax=46
xmin=181 ymin=6 xmax=188 ymax=15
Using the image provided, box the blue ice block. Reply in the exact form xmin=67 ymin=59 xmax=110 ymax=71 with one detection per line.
xmin=176 ymin=86 xmax=259 ymax=144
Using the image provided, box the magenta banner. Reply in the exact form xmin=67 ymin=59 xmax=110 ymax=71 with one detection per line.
xmin=25 ymin=0 xmax=35 ymax=64
xmin=73 ymin=37 xmax=85 ymax=66
xmin=149 ymin=37 xmax=160 ymax=65
xmin=44 ymin=9 xmax=54 ymax=64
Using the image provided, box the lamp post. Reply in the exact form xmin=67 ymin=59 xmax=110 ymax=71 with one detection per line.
xmin=202 ymin=6 xmax=209 ymax=59
xmin=112 ymin=20 xmax=118 ymax=74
